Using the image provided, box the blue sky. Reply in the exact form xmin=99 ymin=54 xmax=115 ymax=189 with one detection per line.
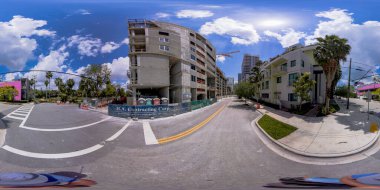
xmin=1 ymin=0 xmax=380 ymax=88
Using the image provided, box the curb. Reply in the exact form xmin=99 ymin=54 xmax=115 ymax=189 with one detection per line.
xmin=253 ymin=108 xmax=380 ymax=158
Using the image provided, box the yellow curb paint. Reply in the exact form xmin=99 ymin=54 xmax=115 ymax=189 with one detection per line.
xmin=158 ymin=104 xmax=226 ymax=144
xmin=370 ymin=122 xmax=379 ymax=133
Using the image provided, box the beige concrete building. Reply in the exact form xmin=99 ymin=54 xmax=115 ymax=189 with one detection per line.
xmin=127 ymin=19 xmax=227 ymax=104
xmin=258 ymin=44 xmax=326 ymax=109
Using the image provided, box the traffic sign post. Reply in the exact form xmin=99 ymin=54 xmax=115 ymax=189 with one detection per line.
xmin=367 ymin=90 xmax=371 ymax=120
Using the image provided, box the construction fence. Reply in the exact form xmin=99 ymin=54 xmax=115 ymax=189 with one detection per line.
xmin=108 ymin=98 xmax=217 ymax=119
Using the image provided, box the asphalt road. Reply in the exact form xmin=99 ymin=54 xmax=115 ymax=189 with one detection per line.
xmin=1 ymin=99 xmax=380 ymax=189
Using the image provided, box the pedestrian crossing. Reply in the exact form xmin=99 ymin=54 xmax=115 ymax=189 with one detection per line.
xmin=4 ymin=104 xmax=34 ymax=124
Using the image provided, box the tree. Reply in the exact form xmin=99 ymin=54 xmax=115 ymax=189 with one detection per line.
xmin=330 ymin=67 xmax=342 ymax=99
xmin=66 ymin=79 xmax=75 ymax=100
xmin=29 ymin=77 xmax=36 ymax=101
xmin=83 ymin=64 xmax=111 ymax=97
xmin=44 ymin=80 xmax=49 ymax=99
xmin=249 ymin=60 xmax=263 ymax=100
xmin=335 ymin=85 xmax=356 ymax=98
xmin=313 ymin=35 xmax=351 ymax=113
xmin=0 ymin=86 xmax=18 ymax=101
xmin=235 ymin=82 xmax=255 ymax=104
xmin=293 ymin=72 xmax=316 ymax=110
xmin=45 ymin=71 xmax=53 ymax=99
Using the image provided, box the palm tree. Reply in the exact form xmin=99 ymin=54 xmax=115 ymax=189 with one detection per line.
xmin=55 ymin=77 xmax=63 ymax=100
xmin=29 ymin=77 xmax=36 ymax=101
xmin=250 ymin=60 xmax=263 ymax=100
xmin=313 ymin=35 xmax=351 ymax=113
xmin=66 ymin=79 xmax=75 ymax=101
xmin=44 ymin=80 xmax=49 ymax=99
xmin=45 ymin=71 xmax=53 ymax=99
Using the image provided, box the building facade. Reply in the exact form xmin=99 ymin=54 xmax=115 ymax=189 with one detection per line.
xmin=227 ymin=77 xmax=234 ymax=95
xmin=0 ymin=78 xmax=31 ymax=101
xmin=127 ymin=19 xmax=227 ymax=104
xmin=238 ymin=73 xmax=242 ymax=83
xmin=241 ymin=54 xmax=260 ymax=82
xmin=258 ymin=44 xmax=326 ymax=109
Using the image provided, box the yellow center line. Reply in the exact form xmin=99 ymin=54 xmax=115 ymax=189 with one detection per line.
xmin=158 ymin=104 xmax=226 ymax=144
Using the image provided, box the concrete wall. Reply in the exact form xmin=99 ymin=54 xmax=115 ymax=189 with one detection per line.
xmin=138 ymin=54 xmax=170 ymax=87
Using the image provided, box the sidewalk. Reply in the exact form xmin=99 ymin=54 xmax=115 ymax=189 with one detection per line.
xmin=252 ymin=100 xmax=380 ymax=157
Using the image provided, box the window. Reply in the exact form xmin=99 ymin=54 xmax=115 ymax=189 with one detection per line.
xmin=276 ymin=77 xmax=281 ymax=83
xmin=262 ymin=93 xmax=269 ymax=99
xmin=281 ymin=63 xmax=287 ymax=71
xmin=191 ymin=75 xmax=196 ymax=82
xmin=265 ymin=81 xmax=269 ymax=89
xmin=288 ymin=93 xmax=298 ymax=101
xmin=158 ymin=31 xmax=169 ymax=36
xmin=288 ymin=73 xmax=299 ymax=86
xmin=159 ymin=37 xmax=169 ymax=42
xmin=190 ymin=47 xmax=196 ymax=52
xmin=190 ymin=41 xmax=195 ymax=46
xmin=261 ymin=82 xmax=264 ymax=90
xmin=290 ymin=60 xmax=296 ymax=67
xmin=191 ymin=64 xmax=196 ymax=70
xmin=301 ymin=60 xmax=305 ymax=67
xmin=190 ymin=54 xmax=196 ymax=61
xmin=159 ymin=45 xmax=169 ymax=51
xmin=190 ymin=33 xmax=195 ymax=37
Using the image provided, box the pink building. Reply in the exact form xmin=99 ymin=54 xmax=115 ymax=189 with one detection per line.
xmin=0 ymin=80 xmax=23 ymax=101
xmin=356 ymin=83 xmax=380 ymax=97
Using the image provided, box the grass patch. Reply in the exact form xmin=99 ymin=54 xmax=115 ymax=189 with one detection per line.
xmin=258 ymin=114 xmax=297 ymax=140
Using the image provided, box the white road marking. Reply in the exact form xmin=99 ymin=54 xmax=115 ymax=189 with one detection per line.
xmin=5 ymin=115 xmax=25 ymax=120
xmin=11 ymin=113 xmax=27 ymax=117
xmin=106 ymin=120 xmax=132 ymax=141
xmin=4 ymin=105 xmax=34 ymax=125
xmin=20 ymin=116 xmax=113 ymax=132
xmin=2 ymin=144 xmax=104 ymax=159
xmin=143 ymin=121 xmax=158 ymax=145
xmin=1 ymin=120 xmax=132 ymax=159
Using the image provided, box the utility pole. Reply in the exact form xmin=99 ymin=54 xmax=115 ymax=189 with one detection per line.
xmin=347 ymin=58 xmax=352 ymax=109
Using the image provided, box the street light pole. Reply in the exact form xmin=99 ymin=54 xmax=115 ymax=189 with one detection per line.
xmin=347 ymin=58 xmax=352 ymax=110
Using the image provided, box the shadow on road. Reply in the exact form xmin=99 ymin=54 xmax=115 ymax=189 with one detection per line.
xmin=0 ymin=113 xmax=11 ymax=129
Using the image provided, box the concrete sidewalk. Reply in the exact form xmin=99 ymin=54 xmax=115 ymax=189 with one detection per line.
xmin=253 ymin=100 xmax=380 ymax=157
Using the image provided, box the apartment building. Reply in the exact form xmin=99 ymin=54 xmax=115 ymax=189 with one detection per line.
xmin=241 ymin=54 xmax=260 ymax=82
xmin=227 ymin=77 xmax=234 ymax=95
xmin=258 ymin=44 xmax=326 ymax=109
xmin=127 ymin=19 xmax=227 ymax=104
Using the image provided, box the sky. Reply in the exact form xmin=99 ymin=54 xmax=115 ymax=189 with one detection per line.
xmin=0 ymin=0 xmax=380 ymax=89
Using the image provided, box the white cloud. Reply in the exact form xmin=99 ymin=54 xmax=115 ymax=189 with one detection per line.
xmin=77 ymin=9 xmax=91 ymax=15
xmin=176 ymin=10 xmax=214 ymax=19
xmin=68 ymin=35 xmax=129 ymax=56
xmin=264 ymin=29 xmax=306 ymax=47
xmin=101 ymin=41 xmax=121 ymax=54
xmin=121 ymin=38 xmax=129 ymax=45
xmin=156 ymin=12 xmax=171 ymax=18
xmin=0 ymin=15 xmax=55 ymax=70
xmin=199 ymin=17 xmax=260 ymax=45
xmin=103 ymin=56 xmax=129 ymax=82
xmin=305 ymin=8 xmax=380 ymax=84
xmin=68 ymin=35 xmax=102 ymax=57
xmin=100 ymin=38 xmax=129 ymax=54
xmin=216 ymin=56 xmax=226 ymax=63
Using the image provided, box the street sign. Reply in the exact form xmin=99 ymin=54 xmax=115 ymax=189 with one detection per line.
xmin=367 ymin=91 xmax=372 ymax=102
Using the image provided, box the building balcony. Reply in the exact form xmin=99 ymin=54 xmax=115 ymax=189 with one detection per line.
xmin=272 ymin=66 xmax=287 ymax=76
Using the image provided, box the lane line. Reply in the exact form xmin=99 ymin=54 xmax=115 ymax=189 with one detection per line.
xmin=2 ymin=144 xmax=104 ymax=159
xmin=106 ymin=120 xmax=132 ymax=141
xmin=20 ymin=116 xmax=113 ymax=132
xmin=143 ymin=121 xmax=158 ymax=145
xmin=158 ymin=104 xmax=226 ymax=144
xmin=2 ymin=120 xmax=132 ymax=159
xmin=5 ymin=115 xmax=24 ymax=120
